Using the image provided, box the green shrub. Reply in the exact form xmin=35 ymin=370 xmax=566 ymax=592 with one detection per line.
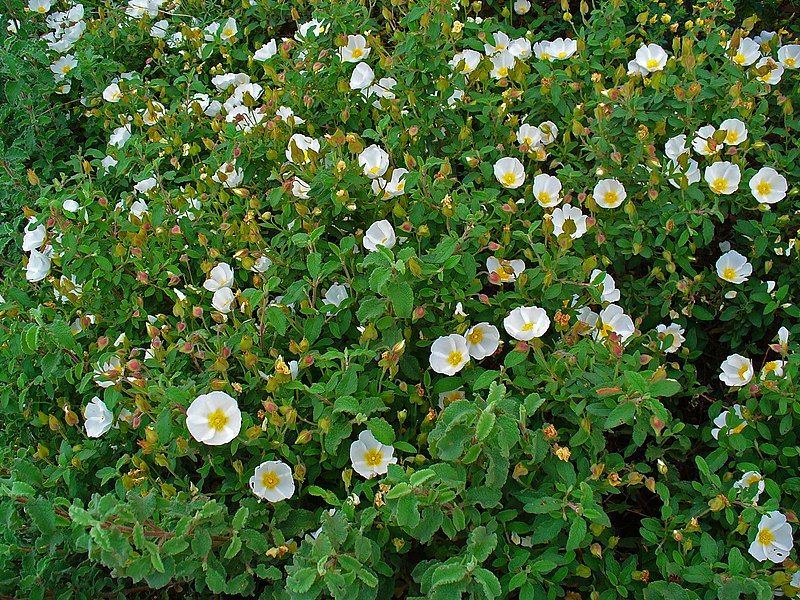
xmin=2 ymin=0 xmax=800 ymax=598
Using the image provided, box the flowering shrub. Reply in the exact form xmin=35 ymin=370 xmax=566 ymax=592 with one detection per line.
xmin=2 ymin=0 xmax=800 ymax=597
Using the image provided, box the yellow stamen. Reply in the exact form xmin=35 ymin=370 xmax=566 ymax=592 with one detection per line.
xmin=467 ymin=329 xmax=483 ymax=344
xmin=501 ymin=172 xmax=517 ymax=186
xmin=447 ymin=351 xmax=464 ymax=367
xmin=261 ymin=471 xmax=279 ymax=489
xmin=711 ymin=178 xmax=728 ymax=193
xmin=363 ymin=448 xmax=383 ymax=467
xmin=207 ymin=409 xmax=229 ymax=431
xmin=722 ymin=267 xmax=737 ymax=281
xmin=757 ymin=528 xmax=775 ymax=545
xmin=756 ymin=181 xmax=772 ymax=196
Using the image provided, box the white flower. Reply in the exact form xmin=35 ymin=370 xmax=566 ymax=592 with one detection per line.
xmin=594 ymin=304 xmax=635 ymax=342
xmin=539 ymin=121 xmax=558 ymax=145
xmin=517 ymin=124 xmax=542 ymax=149
xmin=776 ymin=326 xmax=790 ymax=353
xmin=593 ymin=178 xmax=626 ymax=209
xmin=134 ymin=177 xmax=157 ymax=194
xmin=94 ymin=356 xmax=123 ymax=389
xmin=532 ymin=173 xmax=562 ymax=207
xmin=655 ymin=323 xmax=685 ymax=353
xmin=219 ymin=17 xmax=237 ymax=42
xmin=350 ymin=430 xmax=397 ymax=479
xmin=450 ymin=49 xmax=481 ymax=75
xmin=26 ymin=247 xmax=52 ymax=282
xmin=749 ymin=512 xmax=794 ymax=563
xmin=254 ymin=40 xmax=278 ymax=61
xmin=716 ymin=250 xmax=752 ymax=284
xmin=734 ymin=471 xmax=765 ymax=503
xmin=719 ymin=354 xmax=753 ymax=387
xmin=493 ymin=157 xmax=525 ymax=189
xmin=349 ymin=62 xmax=375 ymax=90
xmin=102 ymin=155 xmax=118 ymax=172
xmin=509 ymin=38 xmax=531 ymax=60
xmin=150 ymin=19 xmax=168 ymax=38
xmin=729 ymin=37 xmax=761 ymax=66
xmin=109 ymin=124 xmax=131 ymax=148
xmin=719 ymin=118 xmax=748 ymax=145
xmin=627 ymin=59 xmax=648 ymax=76
xmin=692 ymin=125 xmax=717 ymax=156
xmin=454 ymin=302 xmax=466 ymax=317
xmin=186 ymin=391 xmax=242 ymax=445
xmin=753 ymin=30 xmax=776 ymax=45
xmin=484 ymin=31 xmax=511 ymax=55
xmin=358 ymin=145 xmax=390 ymax=179
xmin=513 ymin=0 xmax=530 ymax=13
xmin=296 ymin=19 xmax=327 ymax=41
xmin=250 ymin=460 xmax=295 ymax=502
xmin=551 ymin=204 xmax=587 ymax=239
xmin=504 ymin=306 xmax=550 ymax=341
xmin=486 ymin=256 xmax=525 ymax=284
xmin=129 ymin=199 xmax=148 ymax=220
xmin=286 ymin=134 xmax=320 ymax=164
xmin=664 ymin=135 xmax=688 ymax=161
xmin=340 ymin=34 xmax=370 ymax=62
xmin=489 ymin=51 xmax=516 ymax=79
xmin=712 ymin=404 xmax=746 ymax=439
xmin=212 ymin=162 xmax=244 ymax=188
xmin=429 ymin=334 xmax=470 ymax=375
xmin=212 ymin=287 xmax=235 ymax=313
xmin=84 ymin=397 xmax=113 ymax=438
xmin=371 ymin=168 xmax=408 ymax=199
xmin=51 ymin=54 xmax=77 ymax=80
xmin=22 ymin=220 xmax=46 ymax=252
xmin=465 ymin=323 xmax=500 ymax=360
xmin=754 ymin=56 xmax=784 ymax=84
xmin=29 ymin=0 xmax=51 ymax=13
xmin=102 ymin=82 xmax=123 ymax=103
xmin=761 ymin=360 xmax=785 ymax=379
xmin=635 ymin=43 xmax=668 ymax=73
xmin=204 ymin=263 xmax=234 ymax=291
xmin=750 ymin=167 xmax=788 ymax=204
xmin=62 ymin=199 xmax=80 ymax=212
xmin=668 ymin=159 xmax=700 ymax=188
xmin=704 ymin=161 xmax=741 ymax=195
xmin=276 ymin=105 xmax=304 ymax=124
xmin=778 ymin=44 xmax=800 ymax=69
xmin=589 ymin=269 xmax=620 ymax=302
xmin=252 ymin=256 xmax=272 ymax=273
xmin=291 ymin=177 xmax=310 ymax=199
xmin=323 ymin=283 xmax=348 ymax=307
xmin=545 ymin=38 xmax=577 ymax=61
xmin=363 ymin=220 xmax=396 ymax=251
xmin=141 ymin=101 xmax=165 ymax=126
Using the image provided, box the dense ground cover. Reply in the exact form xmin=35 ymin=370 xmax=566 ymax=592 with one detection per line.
xmin=1 ymin=0 xmax=800 ymax=598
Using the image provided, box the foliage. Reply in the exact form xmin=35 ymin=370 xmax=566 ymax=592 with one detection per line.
xmin=1 ymin=0 xmax=800 ymax=598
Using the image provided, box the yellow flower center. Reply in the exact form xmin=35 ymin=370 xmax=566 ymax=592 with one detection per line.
xmin=646 ymin=58 xmax=660 ymax=69
xmin=521 ymin=322 xmax=535 ymax=332
xmin=722 ymin=267 xmax=737 ymax=281
xmin=37 ymin=6 xmax=46 ymax=12
xmin=352 ymin=48 xmax=363 ymax=59
xmin=223 ymin=28 xmax=234 ymax=37
xmin=501 ymin=172 xmax=517 ymax=186
xmin=207 ymin=409 xmax=229 ymax=431
xmin=756 ymin=181 xmax=772 ymax=196
xmin=557 ymin=51 xmax=567 ymax=59
xmin=737 ymin=363 xmax=750 ymax=380
xmin=725 ymin=131 xmax=739 ymax=144
xmin=539 ymin=191 xmax=551 ymax=204
xmin=757 ymin=528 xmax=775 ymax=546
xmin=541 ymin=52 xmax=551 ymax=60
xmin=603 ymin=191 xmax=618 ymax=205
xmin=447 ymin=351 xmax=464 ymax=367
xmin=745 ymin=474 xmax=761 ymax=486
xmin=711 ymin=177 xmax=728 ymax=193
xmin=61 ymin=65 xmax=72 ymax=74
xmin=363 ymin=448 xmax=384 ymax=468
xmin=785 ymin=57 xmax=796 ymax=67
xmin=599 ymin=322 xmax=615 ymax=338
xmin=261 ymin=471 xmax=280 ymax=490
xmin=467 ymin=329 xmax=483 ymax=344
xmin=498 ymin=67 xmax=509 ymax=77
xmin=734 ymin=54 xmax=746 ymax=65
xmin=369 ymin=166 xmax=380 ymax=174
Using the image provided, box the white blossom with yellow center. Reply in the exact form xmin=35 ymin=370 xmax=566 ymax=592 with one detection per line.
xmin=250 ymin=460 xmax=295 ymax=502
xmin=429 ymin=334 xmax=470 ymax=375
xmin=185 ymin=391 xmax=242 ymax=445
xmin=350 ymin=430 xmax=397 ymax=479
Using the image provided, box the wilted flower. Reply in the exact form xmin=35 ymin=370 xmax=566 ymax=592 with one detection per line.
xmin=734 ymin=471 xmax=765 ymax=503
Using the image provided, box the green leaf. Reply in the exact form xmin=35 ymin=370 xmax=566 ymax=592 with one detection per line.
xmin=475 ymin=411 xmax=496 ymax=441
xmin=223 ymin=535 xmax=242 ymax=559
xmin=368 ymin=417 xmax=395 ymax=445
xmin=385 ymin=281 xmax=414 ymax=318
xmin=566 ymin=517 xmax=587 ymax=552
xmin=472 ymin=567 xmax=501 ymax=599
xmin=605 ymin=402 xmax=637 ymax=429
xmin=430 ymin=562 xmax=467 ymax=589
xmin=206 ymin=568 xmax=226 ymax=593
xmin=25 ymin=498 xmax=55 ymax=535
xmin=232 ymin=507 xmax=249 ymax=530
